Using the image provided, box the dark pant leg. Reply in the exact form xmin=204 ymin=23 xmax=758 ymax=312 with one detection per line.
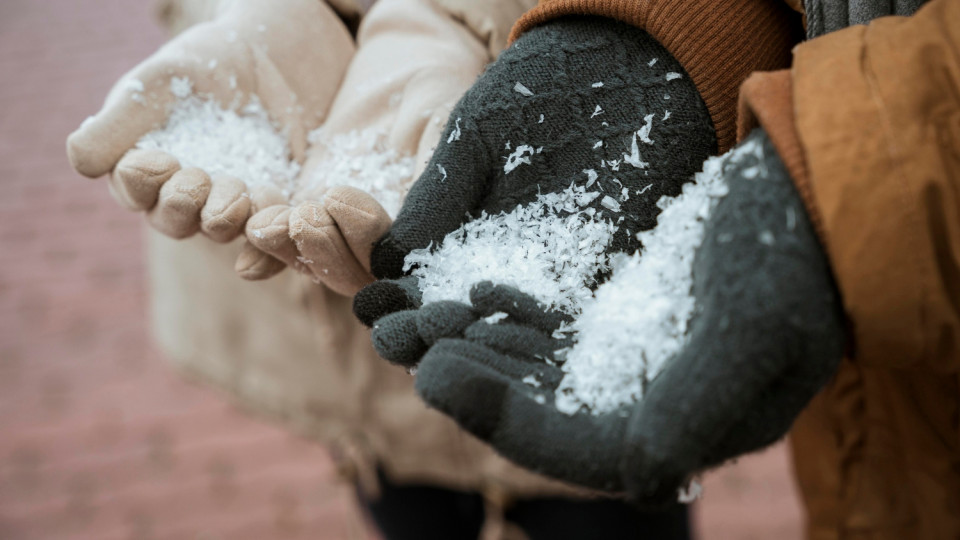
xmin=505 ymin=496 xmax=691 ymax=540
xmin=357 ymin=468 xmax=486 ymax=540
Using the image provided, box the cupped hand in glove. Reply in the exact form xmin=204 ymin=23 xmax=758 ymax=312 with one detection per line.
xmin=353 ymin=16 xmax=717 ymax=336
xmin=66 ymin=0 xmax=355 ymax=277
xmin=239 ymin=0 xmax=490 ymax=294
xmin=406 ymin=129 xmax=846 ymax=502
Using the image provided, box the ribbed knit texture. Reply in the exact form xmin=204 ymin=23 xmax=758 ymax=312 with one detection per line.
xmin=509 ymin=0 xmax=803 ymax=153
xmin=805 ymin=0 xmax=926 ymax=39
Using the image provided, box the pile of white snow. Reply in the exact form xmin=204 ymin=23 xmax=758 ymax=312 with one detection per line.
xmin=297 ymin=128 xmax=415 ymax=218
xmin=403 ymin=184 xmax=618 ymax=315
xmin=136 ymin=79 xmax=300 ymax=195
xmin=553 ymin=144 xmax=746 ymax=416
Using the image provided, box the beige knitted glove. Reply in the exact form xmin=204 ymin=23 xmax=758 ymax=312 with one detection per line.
xmin=66 ymin=0 xmax=355 ymax=276
xmin=239 ymin=0 xmax=489 ymax=295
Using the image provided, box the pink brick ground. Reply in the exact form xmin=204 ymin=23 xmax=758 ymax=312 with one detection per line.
xmin=0 ymin=0 xmax=806 ymax=538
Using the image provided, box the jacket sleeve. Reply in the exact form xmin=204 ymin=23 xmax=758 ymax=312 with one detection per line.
xmin=507 ymin=0 xmax=803 ymax=153
xmin=157 ymin=0 xmax=375 ymax=36
xmin=739 ymin=0 xmax=960 ymax=370
xmin=428 ymin=0 xmax=538 ymax=58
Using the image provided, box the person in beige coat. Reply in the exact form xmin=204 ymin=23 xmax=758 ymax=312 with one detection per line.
xmin=66 ymin=0 xmax=690 ymax=537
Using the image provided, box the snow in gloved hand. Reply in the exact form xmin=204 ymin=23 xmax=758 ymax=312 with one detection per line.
xmin=402 ymin=183 xmax=618 ymax=316
xmin=297 ymin=127 xmax=415 ymax=218
xmin=554 ymin=140 xmax=762 ymax=415
xmin=135 ymin=77 xmax=301 ymax=195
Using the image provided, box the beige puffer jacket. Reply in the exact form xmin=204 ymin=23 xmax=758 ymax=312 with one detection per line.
xmin=149 ymin=0 xmax=583 ymax=509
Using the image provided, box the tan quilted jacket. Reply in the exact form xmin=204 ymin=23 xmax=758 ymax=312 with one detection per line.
xmin=149 ymin=0 xmax=584 ymax=511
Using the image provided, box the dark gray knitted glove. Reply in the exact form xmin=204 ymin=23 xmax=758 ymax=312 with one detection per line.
xmin=411 ymin=129 xmax=846 ymax=502
xmin=805 ymin=0 xmax=927 ymax=39
xmin=353 ymin=16 xmax=716 ymax=341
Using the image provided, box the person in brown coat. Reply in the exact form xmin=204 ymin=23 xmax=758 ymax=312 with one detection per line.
xmin=361 ymin=0 xmax=959 ymax=538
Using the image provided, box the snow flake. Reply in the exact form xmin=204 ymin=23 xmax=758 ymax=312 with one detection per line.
xmin=582 ymin=169 xmax=598 ymax=188
xmin=622 ymin=133 xmax=649 ymax=169
xmin=503 ymin=145 xmax=536 ymax=174
xmin=600 ymin=196 xmax=621 ymax=212
xmin=590 ymin=105 xmax=604 ymax=118
xmin=514 ymin=82 xmax=534 ymax=96
xmin=638 ymin=114 xmax=655 ymax=144
xmin=484 ymin=312 xmax=509 ymax=324
xmin=446 ymin=117 xmax=461 ymax=143
xmin=170 ymin=76 xmax=193 ymax=98
xmin=523 ymin=374 xmax=542 ymax=388
xmin=665 ymin=72 xmax=683 ymax=81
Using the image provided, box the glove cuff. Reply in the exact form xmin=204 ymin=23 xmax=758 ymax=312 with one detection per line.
xmin=509 ymin=0 xmax=803 ymax=153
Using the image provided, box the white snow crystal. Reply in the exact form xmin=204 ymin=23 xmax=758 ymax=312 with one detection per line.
xmin=437 ymin=164 xmax=448 ymax=183
xmin=591 ymin=105 xmax=604 ymax=118
xmin=484 ymin=312 xmax=509 ymax=324
xmin=665 ymin=72 xmax=683 ymax=81
xmin=169 ymin=76 xmax=193 ymax=98
xmin=637 ymin=114 xmax=655 ymax=144
xmin=552 ymin=142 xmax=759 ymax=416
xmin=123 ymin=78 xmax=145 ymax=93
xmin=136 ymin=93 xmax=300 ymax=194
xmin=583 ymin=169 xmax=598 ymax=188
xmin=600 ymin=195 xmax=621 ymax=213
xmin=592 ymin=82 xmax=604 ymax=88
xmin=503 ymin=145 xmax=535 ymax=174
xmin=514 ymin=82 xmax=534 ymax=96
xmin=622 ymin=133 xmax=649 ymax=170
xmin=447 ymin=117 xmax=462 ymax=143
xmin=759 ymin=230 xmax=775 ymax=245
xmin=663 ymin=110 xmax=671 ymax=121
xmin=648 ymin=58 xmax=658 ymax=67
xmin=678 ymin=479 xmax=703 ymax=503
xmin=404 ymin=184 xmax=618 ymax=315
xmin=522 ymin=374 xmax=542 ymax=388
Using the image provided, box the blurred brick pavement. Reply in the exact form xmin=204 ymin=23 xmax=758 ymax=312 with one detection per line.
xmin=0 ymin=1 xmax=372 ymax=539
xmin=0 ymin=0 xmax=805 ymax=539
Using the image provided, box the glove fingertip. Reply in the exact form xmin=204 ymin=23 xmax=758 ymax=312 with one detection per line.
xmin=371 ymin=311 xmax=428 ymax=367
xmin=353 ymin=279 xmax=418 ymax=327
xmin=369 ymin=234 xmax=408 ymax=280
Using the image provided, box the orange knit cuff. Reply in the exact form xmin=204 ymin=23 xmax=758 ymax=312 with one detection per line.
xmin=509 ymin=0 xmax=803 ymax=153
xmin=737 ymin=70 xmax=827 ymax=248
